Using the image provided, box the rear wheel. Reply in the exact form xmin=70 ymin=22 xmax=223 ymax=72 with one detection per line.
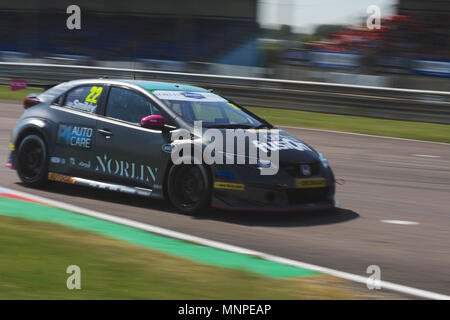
xmin=166 ymin=164 xmax=211 ymax=215
xmin=16 ymin=134 xmax=48 ymax=187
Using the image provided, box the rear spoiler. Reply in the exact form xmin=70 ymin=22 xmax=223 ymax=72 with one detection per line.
xmin=23 ymin=93 xmax=41 ymax=109
xmin=22 ymin=83 xmax=60 ymax=109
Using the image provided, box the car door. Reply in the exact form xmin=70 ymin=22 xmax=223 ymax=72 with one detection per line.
xmin=49 ymin=83 xmax=106 ymax=178
xmin=93 ymin=85 xmax=169 ymax=190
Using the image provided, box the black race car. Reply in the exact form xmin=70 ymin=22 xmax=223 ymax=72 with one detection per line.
xmin=7 ymin=79 xmax=336 ymax=214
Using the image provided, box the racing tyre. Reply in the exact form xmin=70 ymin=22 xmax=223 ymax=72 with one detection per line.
xmin=166 ymin=164 xmax=211 ymax=215
xmin=16 ymin=134 xmax=48 ymax=187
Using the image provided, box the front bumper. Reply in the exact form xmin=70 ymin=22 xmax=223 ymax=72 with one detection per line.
xmin=210 ymin=160 xmax=336 ymax=212
xmin=211 ymin=181 xmax=336 ymax=212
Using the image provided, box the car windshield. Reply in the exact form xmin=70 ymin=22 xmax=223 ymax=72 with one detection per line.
xmin=152 ymin=90 xmax=267 ymax=128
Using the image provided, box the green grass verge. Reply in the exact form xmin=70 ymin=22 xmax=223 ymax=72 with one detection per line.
xmin=0 ymin=85 xmax=43 ymax=101
xmin=0 ymin=215 xmax=358 ymax=299
xmin=247 ymin=106 xmax=450 ymax=143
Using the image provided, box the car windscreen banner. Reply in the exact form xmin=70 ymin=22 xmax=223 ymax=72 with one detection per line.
xmin=152 ymin=91 xmax=227 ymax=102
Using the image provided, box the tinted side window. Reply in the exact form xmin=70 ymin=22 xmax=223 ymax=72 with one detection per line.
xmin=64 ymin=85 xmax=105 ymax=113
xmin=106 ymin=87 xmax=157 ymax=124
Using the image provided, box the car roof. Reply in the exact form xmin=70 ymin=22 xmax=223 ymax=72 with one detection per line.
xmin=118 ymin=80 xmax=209 ymax=92
xmin=39 ymin=79 xmax=210 ymax=104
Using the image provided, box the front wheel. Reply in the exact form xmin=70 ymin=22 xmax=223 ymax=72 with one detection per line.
xmin=166 ymin=164 xmax=211 ymax=215
xmin=16 ymin=134 xmax=48 ymax=187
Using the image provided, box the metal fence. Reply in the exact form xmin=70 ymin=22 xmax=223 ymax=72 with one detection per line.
xmin=1 ymin=62 xmax=449 ymax=124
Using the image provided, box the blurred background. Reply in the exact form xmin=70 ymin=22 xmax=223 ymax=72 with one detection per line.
xmin=0 ymin=0 xmax=449 ymax=89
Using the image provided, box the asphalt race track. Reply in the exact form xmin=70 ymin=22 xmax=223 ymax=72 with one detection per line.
xmin=1 ymin=101 xmax=449 ymax=296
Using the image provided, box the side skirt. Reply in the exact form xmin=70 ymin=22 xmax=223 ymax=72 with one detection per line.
xmin=47 ymin=172 xmax=160 ymax=198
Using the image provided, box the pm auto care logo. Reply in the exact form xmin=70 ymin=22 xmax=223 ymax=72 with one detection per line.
xmin=57 ymin=124 xmax=93 ymax=149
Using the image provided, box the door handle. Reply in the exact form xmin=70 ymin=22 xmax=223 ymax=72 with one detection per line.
xmin=98 ymin=128 xmax=113 ymax=137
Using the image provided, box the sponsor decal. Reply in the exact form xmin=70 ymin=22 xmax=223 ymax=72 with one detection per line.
xmin=181 ymin=92 xmax=205 ymax=99
xmin=50 ymin=157 xmax=63 ymax=164
xmin=214 ymin=182 xmax=245 ymax=191
xmin=65 ymin=86 xmax=104 ymax=113
xmin=68 ymin=157 xmax=90 ymax=169
xmin=78 ymin=160 xmax=91 ymax=169
xmin=47 ymin=173 xmax=153 ymax=197
xmin=95 ymin=154 xmax=158 ymax=183
xmin=57 ymin=124 xmax=93 ymax=149
xmin=216 ymin=172 xmax=235 ymax=180
xmin=48 ymin=172 xmax=76 ymax=184
xmin=69 ymin=99 xmax=97 ymax=113
xmin=300 ymin=164 xmax=311 ymax=176
xmin=152 ymin=90 xmax=227 ymax=102
xmin=161 ymin=144 xmax=173 ymax=153
xmin=83 ymin=180 xmax=151 ymax=196
xmin=252 ymin=135 xmax=312 ymax=153
xmin=295 ymin=178 xmax=326 ymax=189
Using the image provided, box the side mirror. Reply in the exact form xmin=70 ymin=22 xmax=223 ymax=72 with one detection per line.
xmin=141 ymin=115 xmax=165 ymax=129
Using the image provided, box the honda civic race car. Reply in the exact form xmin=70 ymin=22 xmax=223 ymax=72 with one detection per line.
xmin=6 ymin=79 xmax=336 ymax=214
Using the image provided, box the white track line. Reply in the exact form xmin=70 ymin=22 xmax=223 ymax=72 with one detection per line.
xmin=411 ymin=154 xmax=441 ymax=158
xmin=381 ymin=220 xmax=420 ymax=225
xmin=1 ymin=185 xmax=449 ymax=300
xmin=279 ymin=126 xmax=450 ymax=146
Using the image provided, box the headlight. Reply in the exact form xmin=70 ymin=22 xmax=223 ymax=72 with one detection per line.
xmin=318 ymin=153 xmax=329 ymax=168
